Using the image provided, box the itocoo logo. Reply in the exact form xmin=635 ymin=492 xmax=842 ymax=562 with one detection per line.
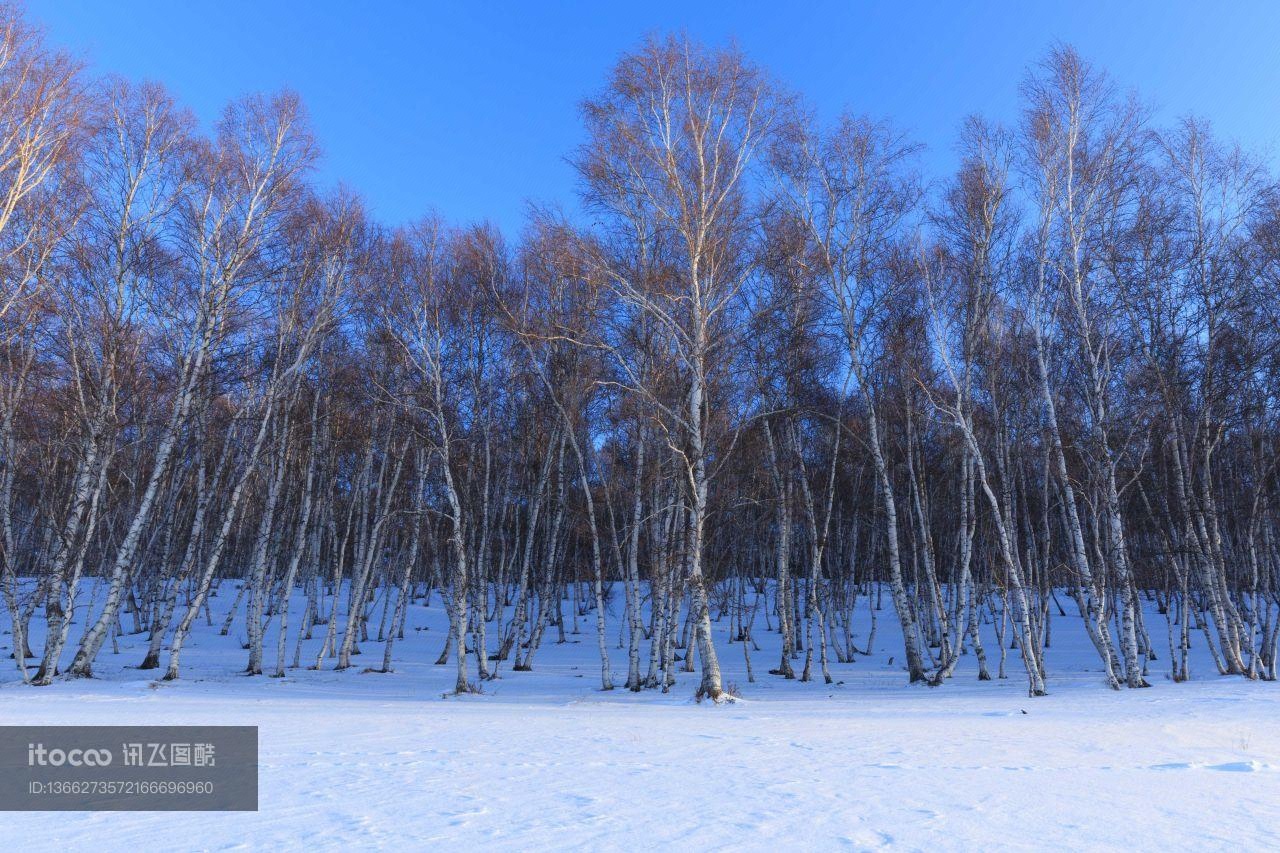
xmin=27 ymin=743 xmax=113 ymax=767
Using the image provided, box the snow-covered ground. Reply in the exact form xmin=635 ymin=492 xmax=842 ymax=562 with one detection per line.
xmin=2 ymin=582 xmax=1277 ymax=851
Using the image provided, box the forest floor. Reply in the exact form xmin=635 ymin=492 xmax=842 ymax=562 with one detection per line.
xmin=1 ymin=583 xmax=1277 ymax=851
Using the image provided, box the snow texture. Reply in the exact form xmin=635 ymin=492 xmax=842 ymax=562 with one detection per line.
xmin=2 ymin=583 xmax=1276 ymax=851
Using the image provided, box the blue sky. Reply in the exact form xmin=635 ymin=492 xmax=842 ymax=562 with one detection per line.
xmin=28 ymin=1 xmax=1280 ymax=236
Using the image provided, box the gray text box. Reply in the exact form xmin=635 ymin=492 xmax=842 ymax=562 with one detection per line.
xmin=0 ymin=725 xmax=257 ymax=811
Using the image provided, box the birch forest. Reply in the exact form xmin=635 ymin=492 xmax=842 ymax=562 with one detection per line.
xmin=5 ymin=5 xmax=1280 ymax=704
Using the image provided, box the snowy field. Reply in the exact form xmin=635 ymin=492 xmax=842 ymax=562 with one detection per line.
xmin=2 ymin=583 xmax=1277 ymax=852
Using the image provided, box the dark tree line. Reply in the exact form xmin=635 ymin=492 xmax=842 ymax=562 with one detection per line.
xmin=2 ymin=6 xmax=1278 ymax=699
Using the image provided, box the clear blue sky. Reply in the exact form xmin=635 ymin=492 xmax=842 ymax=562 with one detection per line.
xmin=27 ymin=1 xmax=1280 ymax=236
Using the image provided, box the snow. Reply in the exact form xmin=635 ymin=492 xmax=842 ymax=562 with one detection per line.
xmin=2 ymin=583 xmax=1277 ymax=851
